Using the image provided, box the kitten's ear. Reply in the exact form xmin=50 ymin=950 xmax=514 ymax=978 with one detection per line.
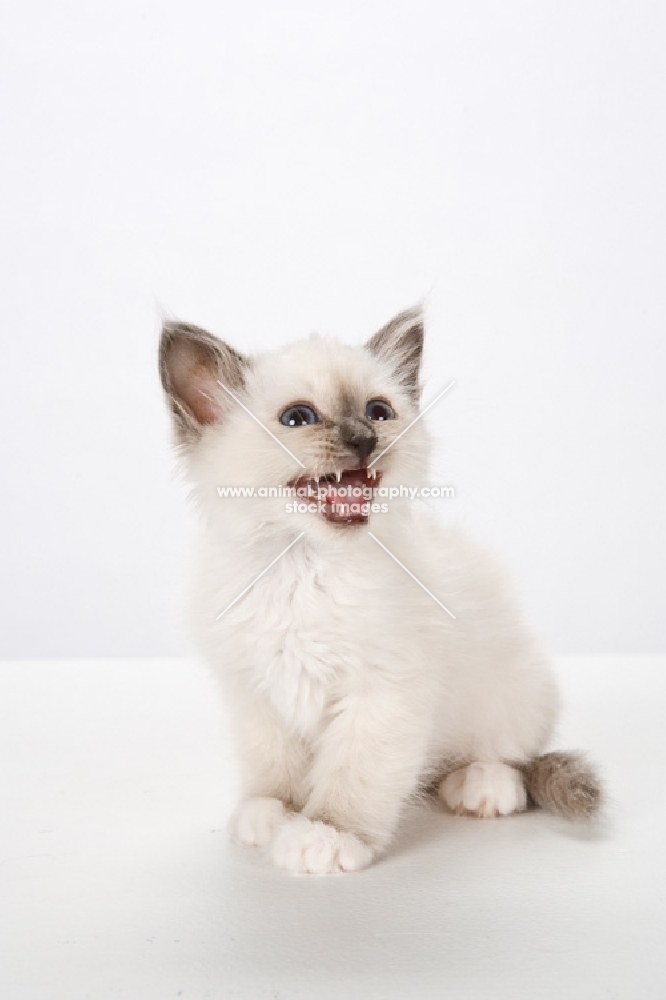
xmin=365 ymin=306 xmax=424 ymax=403
xmin=159 ymin=321 xmax=250 ymax=442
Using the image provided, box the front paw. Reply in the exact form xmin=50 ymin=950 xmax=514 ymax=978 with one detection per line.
xmin=229 ymin=796 xmax=288 ymax=848
xmin=271 ymin=815 xmax=374 ymax=875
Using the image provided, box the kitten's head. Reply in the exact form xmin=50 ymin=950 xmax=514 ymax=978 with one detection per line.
xmin=159 ymin=308 xmax=430 ymax=539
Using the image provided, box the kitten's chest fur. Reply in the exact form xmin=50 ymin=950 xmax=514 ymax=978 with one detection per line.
xmin=224 ymin=540 xmax=407 ymax=738
xmin=243 ymin=551 xmax=353 ymax=735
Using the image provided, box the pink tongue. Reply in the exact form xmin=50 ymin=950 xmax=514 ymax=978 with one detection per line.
xmin=325 ymin=486 xmax=347 ymax=506
xmin=325 ymin=471 xmax=368 ymax=505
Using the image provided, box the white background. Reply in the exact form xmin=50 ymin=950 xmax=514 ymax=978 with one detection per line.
xmin=2 ymin=656 xmax=665 ymax=999
xmin=1 ymin=0 xmax=664 ymax=657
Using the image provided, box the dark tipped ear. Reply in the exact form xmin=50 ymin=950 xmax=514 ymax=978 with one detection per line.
xmin=159 ymin=321 xmax=250 ymax=442
xmin=365 ymin=306 xmax=424 ymax=403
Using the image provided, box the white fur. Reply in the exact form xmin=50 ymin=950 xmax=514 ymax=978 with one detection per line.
xmin=229 ymin=796 xmax=288 ymax=848
xmin=439 ymin=762 xmax=528 ymax=817
xmin=272 ymin=815 xmax=374 ymax=874
xmin=172 ymin=329 xmax=560 ymax=873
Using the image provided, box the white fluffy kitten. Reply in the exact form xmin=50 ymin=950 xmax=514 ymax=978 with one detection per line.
xmin=159 ymin=308 xmax=601 ymax=875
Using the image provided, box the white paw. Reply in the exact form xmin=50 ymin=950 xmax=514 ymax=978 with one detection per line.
xmin=229 ymin=797 xmax=288 ymax=848
xmin=271 ymin=815 xmax=374 ymax=875
xmin=439 ymin=762 xmax=527 ymax=818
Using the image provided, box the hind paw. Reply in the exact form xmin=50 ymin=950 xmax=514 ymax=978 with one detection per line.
xmin=439 ymin=762 xmax=527 ymax=818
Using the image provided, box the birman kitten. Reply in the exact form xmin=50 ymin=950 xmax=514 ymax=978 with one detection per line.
xmin=159 ymin=307 xmax=601 ymax=875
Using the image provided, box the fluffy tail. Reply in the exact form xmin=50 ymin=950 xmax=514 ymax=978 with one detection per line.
xmin=517 ymin=752 xmax=603 ymax=820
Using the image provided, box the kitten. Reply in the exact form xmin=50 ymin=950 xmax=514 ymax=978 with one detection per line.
xmin=159 ymin=307 xmax=602 ymax=875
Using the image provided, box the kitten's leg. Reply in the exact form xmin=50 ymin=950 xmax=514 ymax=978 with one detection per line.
xmin=228 ymin=692 xmax=309 ymax=849
xmin=438 ymin=647 xmax=557 ymax=819
xmin=438 ymin=761 xmax=528 ymax=818
xmin=271 ymin=689 xmax=427 ymax=874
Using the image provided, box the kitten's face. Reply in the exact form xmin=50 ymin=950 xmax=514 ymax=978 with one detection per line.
xmin=159 ymin=309 xmax=429 ymax=539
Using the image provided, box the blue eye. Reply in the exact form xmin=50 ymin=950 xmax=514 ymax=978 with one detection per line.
xmin=280 ymin=404 xmax=319 ymax=427
xmin=365 ymin=399 xmax=395 ymax=421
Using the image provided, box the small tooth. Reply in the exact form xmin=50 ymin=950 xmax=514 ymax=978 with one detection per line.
xmin=336 ymin=470 xmax=342 ymax=482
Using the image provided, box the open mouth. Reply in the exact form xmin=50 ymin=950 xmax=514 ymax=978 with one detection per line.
xmin=289 ymin=468 xmax=382 ymax=526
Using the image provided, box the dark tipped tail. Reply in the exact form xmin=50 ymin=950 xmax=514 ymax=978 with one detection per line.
xmin=517 ymin=752 xmax=603 ymax=820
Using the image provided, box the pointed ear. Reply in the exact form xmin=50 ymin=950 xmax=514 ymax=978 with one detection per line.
xmin=365 ymin=306 xmax=424 ymax=403
xmin=159 ymin=321 xmax=250 ymax=442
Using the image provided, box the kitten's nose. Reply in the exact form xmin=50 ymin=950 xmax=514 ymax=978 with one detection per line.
xmin=339 ymin=418 xmax=377 ymax=464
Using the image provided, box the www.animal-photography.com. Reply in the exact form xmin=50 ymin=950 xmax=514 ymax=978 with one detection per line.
xmin=1 ymin=2 xmax=665 ymax=998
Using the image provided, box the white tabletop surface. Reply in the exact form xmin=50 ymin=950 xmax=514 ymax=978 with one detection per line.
xmin=1 ymin=656 xmax=663 ymax=999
